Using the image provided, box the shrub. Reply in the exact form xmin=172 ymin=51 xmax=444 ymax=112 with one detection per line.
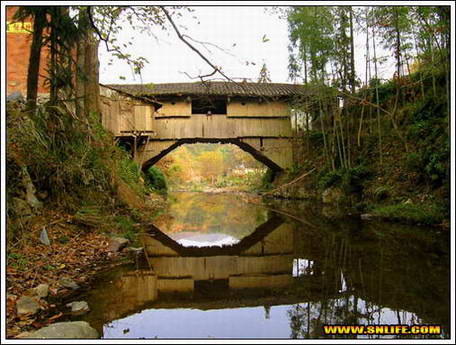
xmin=114 ymin=215 xmax=137 ymax=241
xmin=119 ymin=156 xmax=141 ymax=185
xmin=373 ymin=186 xmax=392 ymax=201
xmin=318 ymin=170 xmax=342 ymax=190
xmin=144 ymin=166 xmax=168 ymax=193
xmin=261 ymin=168 xmax=275 ymax=189
xmin=307 ymin=130 xmax=324 ymax=146
xmin=342 ymin=164 xmax=371 ymax=194
xmin=7 ymin=102 xmax=115 ymax=210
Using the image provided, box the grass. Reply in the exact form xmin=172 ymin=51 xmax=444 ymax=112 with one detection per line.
xmin=371 ymin=202 xmax=446 ymax=226
xmin=7 ymin=253 xmax=29 ymax=271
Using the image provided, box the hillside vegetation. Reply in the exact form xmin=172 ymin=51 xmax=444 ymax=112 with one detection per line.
xmin=271 ymin=6 xmax=450 ymax=227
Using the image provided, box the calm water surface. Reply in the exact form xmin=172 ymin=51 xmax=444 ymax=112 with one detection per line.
xmin=80 ymin=192 xmax=450 ymax=339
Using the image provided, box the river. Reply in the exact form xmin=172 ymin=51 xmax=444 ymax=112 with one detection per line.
xmin=78 ymin=191 xmax=450 ymax=339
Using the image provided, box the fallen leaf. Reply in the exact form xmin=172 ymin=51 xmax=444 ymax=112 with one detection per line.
xmin=47 ymin=312 xmax=63 ymax=322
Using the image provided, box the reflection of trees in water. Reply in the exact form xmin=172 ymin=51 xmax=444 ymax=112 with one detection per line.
xmin=154 ymin=192 xmax=269 ymax=239
xmin=288 ymin=299 xmax=353 ymax=339
xmin=286 ymin=227 xmax=438 ymax=339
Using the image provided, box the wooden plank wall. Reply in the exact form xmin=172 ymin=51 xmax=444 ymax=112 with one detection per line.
xmin=155 ymin=99 xmax=191 ymax=118
xmin=227 ymin=100 xmax=289 ymax=117
xmin=149 ymin=255 xmax=294 ymax=281
xmin=152 ymin=116 xmax=292 ymax=139
xmin=100 ymin=86 xmax=156 ymax=135
xmin=153 ymin=98 xmax=290 ymax=118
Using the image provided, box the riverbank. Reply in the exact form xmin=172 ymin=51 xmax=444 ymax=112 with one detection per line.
xmin=5 ymin=99 xmax=170 ymax=337
xmin=6 ymin=206 xmax=150 ymax=338
xmin=263 ymin=177 xmax=449 ymax=229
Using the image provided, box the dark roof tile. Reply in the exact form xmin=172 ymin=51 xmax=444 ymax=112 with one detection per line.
xmin=104 ymin=81 xmax=306 ymax=98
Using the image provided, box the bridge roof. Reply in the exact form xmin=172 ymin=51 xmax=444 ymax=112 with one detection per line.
xmin=105 ymin=81 xmax=307 ymax=99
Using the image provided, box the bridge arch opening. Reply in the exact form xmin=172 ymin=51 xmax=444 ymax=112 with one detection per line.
xmin=141 ymin=139 xmax=281 ymax=189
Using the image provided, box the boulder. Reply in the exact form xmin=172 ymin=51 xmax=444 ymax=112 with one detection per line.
xmin=66 ymin=301 xmax=90 ymax=315
xmin=39 ymin=228 xmax=51 ymax=246
xmin=16 ymin=296 xmax=40 ymax=315
xmin=33 ymin=284 xmax=49 ymax=298
xmin=322 ymin=187 xmax=344 ymax=204
xmin=21 ymin=167 xmax=43 ymax=209
xmin=59 ymin=277 xmax=79 ymax=290
xmin=108 ymin=237 xmax=129 ymax=252
xmin=22 ymin=321 xmax=99 ymax=339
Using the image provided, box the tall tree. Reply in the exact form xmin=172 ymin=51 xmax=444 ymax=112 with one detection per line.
xmin=14 ymin=7 xmax=47 ymax=109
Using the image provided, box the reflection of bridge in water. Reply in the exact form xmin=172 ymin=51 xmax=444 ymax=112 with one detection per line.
xmin=140 ymin=216 xmax=342 ymax=294
xmin=84 ymin=216 xmax=346 ymax=330
xmin=82 ymin=215 xmax=449 ymax=337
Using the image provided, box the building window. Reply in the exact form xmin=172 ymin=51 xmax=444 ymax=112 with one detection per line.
xmin=191 ymin=97 xmax=227 ymax=115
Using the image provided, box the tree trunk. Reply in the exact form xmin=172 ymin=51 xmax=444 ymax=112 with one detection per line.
xmin=75 ymin=10 xmax=88 ymax=118
xmin=83 ymin=35 xmax=101 ymax=119
xmin=26 ymin=9 xmax=46 ymax=110
xmin=372 ymin=25 xmax=383 ymax=166
xmin=349 ymin=7 xmax=356 ymax=94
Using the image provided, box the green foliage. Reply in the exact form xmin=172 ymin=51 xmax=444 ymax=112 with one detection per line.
xmin=158 ymin=143 xmax=266 ymax=190
xmin=7 ymin=102 xmax=116 ymax=210
xmin=57 ymin=235 xmax=70 ymax=244
xmin=261 ymin=168 xmax=275 ymax=190
xmin=144 ymin=166 xmax=168 ymax=193
xmin=289 ymin=163 xmax=302 ymax=179
xmin=288 ymin=6 xmax=334 ymax=82
xmin=7 ymin=253 xmax=29 ymax=271
xmin=318 ymin=169 xmax=342 ymax=190
xmin=405 ymin=93 xmax=449 ymax=187
xmin=116 ymin=151 xmax=150 ymax=197
xmin=119 ymin=156 xmax=141 ymax=185
xmin=371 ymin=79 xmax=397 ymax=104
xmin=342 ymin=164 xmax=371 ymax=194
xmin=373 ymin=186 xmax=392 ymax=201
xmin=372 ymin=202 xmax=446 ymax=225
xmin=307 ymin=130 xmax=324 ymax=146
xmin=73 ymin=206 xmax=107 ymax=229
xmin=114 ymin=215 xmax=137 ymax=241
xmin=318 ymin=165 xmax=371 ymax=194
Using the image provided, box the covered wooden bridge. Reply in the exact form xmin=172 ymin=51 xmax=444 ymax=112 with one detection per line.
xmin=100 ymin=81 xmax=308 ymax=172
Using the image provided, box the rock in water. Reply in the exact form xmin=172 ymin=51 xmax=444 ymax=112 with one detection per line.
xmin=16 ymin=296 xmax=40 ymax=315
xmin=40 ymin=228 xmax=50 ymax=246
xmin=22 ymin=321 xmax=99 ymax=339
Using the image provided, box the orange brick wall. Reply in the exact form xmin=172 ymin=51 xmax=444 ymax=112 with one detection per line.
xmin=6 ymin=6 xmax=50 ymax=96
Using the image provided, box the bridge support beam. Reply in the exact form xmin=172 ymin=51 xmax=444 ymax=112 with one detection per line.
xmin=136 ymin=137 xmax=293 ymax=173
